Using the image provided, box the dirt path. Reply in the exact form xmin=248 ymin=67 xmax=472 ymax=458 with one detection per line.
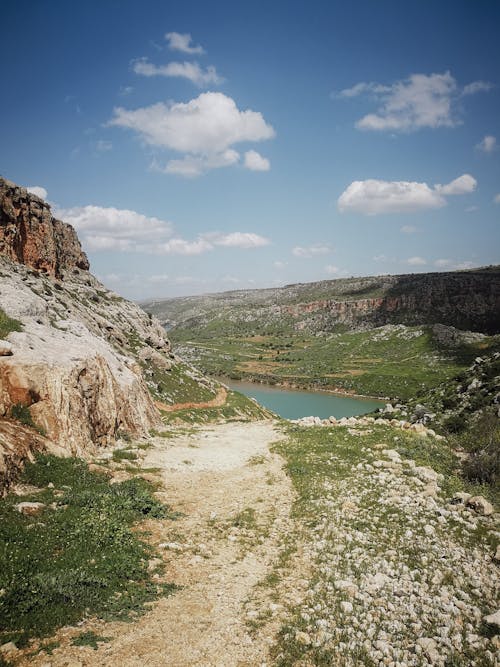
xmin=25 ymin=420 xmax=293 ymax=667
xmin=155 ymin=386 xmax=227 ymax=412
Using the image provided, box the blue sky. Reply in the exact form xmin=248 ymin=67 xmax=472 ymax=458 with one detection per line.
xmin=1 ymin=0 xmax=499 ymax=299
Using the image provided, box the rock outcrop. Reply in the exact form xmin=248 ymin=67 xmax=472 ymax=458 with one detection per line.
xmin=0 ymin=177 xmax=89 ymax=277
xmin=146 ymin=266 xmax=500 ymax=336
xmin=0 ymin=178 xmax=185 ymax=490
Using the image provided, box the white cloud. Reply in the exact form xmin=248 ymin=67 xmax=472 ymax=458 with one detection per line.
xmin=435 ymin=173 xmax=477 ymax=195
xmin=465 ymin=205 xmax=479 ymax=212
xmin=494 ymin=194 xmax=500 ymax=204
xmin=400 ymin=225 xmax=417 ymax=234
xmin=165 ymin=32 xmax=204 ymax=55
xmin=292 ymin=244 xmax=331 ymax=258
xmin=56 ymin=204 xmax=269 ymax=255
xmin=207 ymin=232 xmax=270 ymax=248
xmin=160 ymin=150 xmax=239 ymax=177
xmin=337 ymin=72 xmax=492 ymax=132
xmin=434 ymin=258 xmax=453 ymax=268
xmin=27 ymin=186 xmax=48 ymax=200
xmin=273 ymin=261 xmax=287 ymax=269
xmin=406 ymin=256 xmax=427 ymax=266
xmin=338 ymin=179 xmax=444 ymax=215
xmin=373 ymin=254 xmax=387 ymax=262
xmin=109 ymin=92 xmax=275 ymax=177
xmin=338 ymin=174 xmax=476 ymax=215
xmin=132 ymin=58 xmax=222 ymax=87
xmin=476 ymin=135 xmax=497 ymax=153
xmin=244 ymin=150 xmax=270 ymax=171
xmin=325 ymin=264 xmax=340 ymax=275
xmin=55 ymin=205 xmax=174 ymax=252
xmin=462 ymin=81 xmax=494 ymax=95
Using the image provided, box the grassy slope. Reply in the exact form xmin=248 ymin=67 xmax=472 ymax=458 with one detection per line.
xmin=0 ymin=455 xmax=178 ymax=649
xmin=171 ymin=324 xmax=498 ymax=400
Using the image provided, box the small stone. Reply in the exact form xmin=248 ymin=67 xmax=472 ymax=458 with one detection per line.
xmin=484 ymin=609 xmax=500 ymax=629
xmin=416 ymin=637 xmax=440 ymax=664
xmin=295 ymin=631 xmax=311 ymax=645
xmin=0 ymin=341 xmax=13 ymax=356
xmin=494 ymin=544 xmax=500 ymax=562
xmin=0 ymin=642 xmax=17 ymax=655
xmin=15 ymin=502 xmax=46 ymax=516
xmin=340 ymin=601 xmax=353 ymax=613
xmin=467 ymin=495 xmax=494 ymax=516
xmin=423 ymin=524 xmax=435 ymax=536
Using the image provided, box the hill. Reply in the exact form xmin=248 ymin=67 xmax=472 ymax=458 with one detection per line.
xmin=143 ymin=269 xmax=500 ymax=399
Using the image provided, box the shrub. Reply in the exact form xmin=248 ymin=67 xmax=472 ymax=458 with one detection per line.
xmin=0 ymin=308 xmax=22 ymax=339
xmin=443 ymin=413 xmax=467 ymax=434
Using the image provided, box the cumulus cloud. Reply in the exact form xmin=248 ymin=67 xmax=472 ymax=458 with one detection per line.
xmin=109 ymin=92 xmax=275 ymax=176
xmin=292 ymin=244 xmax=331 ymax=258
xmin=244 ymin=150 xmax=270 ymax=171
xmin=338 ymin=174 xmax=476 ymax=215
xmin=476 ymin=135 xmax=497 ymax=153
xmin=209 ymin=232 xmax=270 ymax=248
xmin=434 ymin=174 xmax=477 ymax=195
xmin=336 ymin=72 xmax=492 ymax=132
xmin=165 ymin=32 xmax=204 ymax=54
xmin=400 ymin=225 xmax=417 ymax=234
xmin=406 ymin=256 xmax=427 ymax=266
xmin=132 ymin=58 xmax=222 ymax=87
xmin=27 ymin=186 xmax=48 ymax=200
xmin=56 ymin=204 xmax=269 ymax=254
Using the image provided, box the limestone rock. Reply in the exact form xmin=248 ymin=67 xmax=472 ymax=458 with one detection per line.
xmin=484 ymin=609 xmax=500 ymax=629
xmin=0 ymin=177 xmax=89 ymax=277
xmin=467 ymin=495 xmax=494 ymax=516
xmin=15 ymin=501 xmax=45 ymax=515
xmin=0 ymin=341 xmax=13 ymax=356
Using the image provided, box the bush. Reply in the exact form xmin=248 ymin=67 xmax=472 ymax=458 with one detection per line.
xmin=443 ymin=413 xmax=467 ymax=434
xmin=0 ymin=308 xmax=22 ymax=339
xmin=458 ymin=412 xmax=500 ymax=488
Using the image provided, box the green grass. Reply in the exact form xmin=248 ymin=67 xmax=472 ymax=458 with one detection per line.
xmin=142 ymin=358 xmax=218 ymax=405
xmin=10 ymin=403 xmax=46 ymax=436
xmin=0 ymin=308 xmax=22 ymax=339
xmin=170 ymin=325 xmax=497 ymax=400
xmin=112 ymin=448 xmax=138 ymax=462
xmin=160 ymin=388 xmax=272 ymax=425
xmin=0 ymin=454 xmax=179 ymax=647
xmin=71 ymin=630 xmax=111 ymax=650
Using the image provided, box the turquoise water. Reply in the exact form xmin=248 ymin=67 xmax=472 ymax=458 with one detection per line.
xmin=223 ymin=379 xmax=383 ymax=420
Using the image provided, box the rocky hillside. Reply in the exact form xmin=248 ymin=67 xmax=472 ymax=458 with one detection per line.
xmin=144 ymin=267 xmax=500 ymax=336
xmin=0 ymin=177 xmax=218 ymax=491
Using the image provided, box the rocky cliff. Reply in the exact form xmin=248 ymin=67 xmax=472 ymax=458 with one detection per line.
xmin=146 ymin=266 xmax=500 ymax=335
xmin=0 ymin=178 xmax=89 ymax=277
xmin=0 ymin=177 xmax=201 ymax=491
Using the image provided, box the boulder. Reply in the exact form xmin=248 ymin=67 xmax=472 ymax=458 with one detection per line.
xmin=466 ymin=495 xmax=494 ymax=516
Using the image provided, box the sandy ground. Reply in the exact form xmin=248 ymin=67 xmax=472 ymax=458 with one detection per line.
xmin=22 ymin=420 xmax=293 ymax=667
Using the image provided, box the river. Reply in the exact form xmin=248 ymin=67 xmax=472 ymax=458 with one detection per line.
xmin=222 ymin=378 xmax=383 ymax=420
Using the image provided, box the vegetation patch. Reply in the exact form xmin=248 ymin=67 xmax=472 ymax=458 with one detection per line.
xmin=0 ymin=308 xmax=22 ymax=339
xmin=71 ymin=630 xmax=111 ymax=650
xmin=0 ymin=454 xmax=179 ymax=647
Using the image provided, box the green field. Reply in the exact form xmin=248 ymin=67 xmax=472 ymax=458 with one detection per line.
xmin=170 ymin=324 xmax=498 ymax=400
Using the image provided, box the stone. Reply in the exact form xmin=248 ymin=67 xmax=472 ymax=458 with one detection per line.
xmin=494 ymin=544 xmax=500 ymax=562
xmin=451 ymin=491 xmax=472 ymax=505
xmin=467 ymin=495 xmax=494 ymax=516
xmin=484 ymin=609 xmax=500 ymax=629
xmin=0 ymin=642 xmax=17 ymax=656
xmin=340 ymin=601 xmax=353 ymax=613
xmin=295 ymin=631 xmax=311 ymax=645
xmin=416 ymin=637 xmax=440 ymax=664
xmin=0 ymin=341 xmax=13 ymax=356
xmin=0 ymin=177 xmax=89 ymax=277
xmin=15 ymin=501 xmax=46 ymax=516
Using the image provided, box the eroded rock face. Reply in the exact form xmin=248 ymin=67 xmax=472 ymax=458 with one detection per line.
xmin=0 ymin=177 xmax=89 ymax=277
xmin=0 ymin=179 xmax=180 ymax=489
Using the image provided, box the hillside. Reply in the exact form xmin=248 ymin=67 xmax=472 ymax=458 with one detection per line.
xmin=0 ymin=177 xmax=262 ymax=490
xmin=143 ymin=270 xmax=500 ymax=400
